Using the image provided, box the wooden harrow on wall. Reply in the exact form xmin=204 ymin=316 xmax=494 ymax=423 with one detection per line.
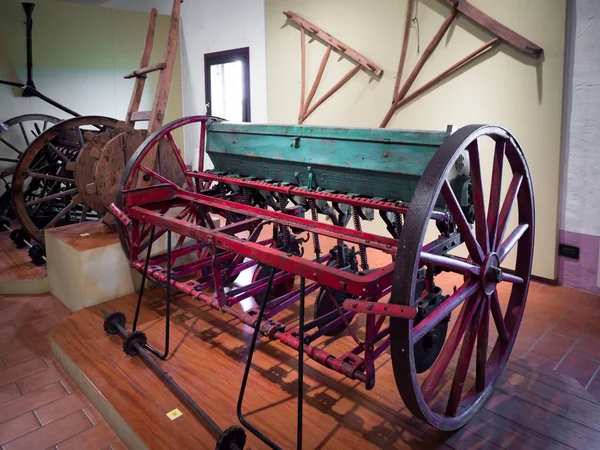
xmin=380 ymin=0 xmax=543 ymax=127
xmin=103 ymin=115 xmax=535 ymax=447
xmin=9 ymin=0 xmax=182 ymax=245
xmin=283 ymin=11 xmax=383 ymax=125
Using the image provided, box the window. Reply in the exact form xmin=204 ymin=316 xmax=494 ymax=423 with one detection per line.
xmin=204 ymin=47 xmax=250 ymax=122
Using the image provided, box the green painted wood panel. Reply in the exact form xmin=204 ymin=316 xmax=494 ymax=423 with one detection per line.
xmin=206 ymin=122 xmax=451 ymax=203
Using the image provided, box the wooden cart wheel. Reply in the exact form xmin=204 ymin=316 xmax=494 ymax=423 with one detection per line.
xmin=11 ymin=116 xmax=121 ymax=244
xmin=74 ymin=128 xmax=128 ymax=215
xmin=0 ymin=114 xmax=61 ymax=216
xmin=390 ymin=125 xmax=534 ymax=431
xmin=93 ymin=129 xmax=148 ymax=220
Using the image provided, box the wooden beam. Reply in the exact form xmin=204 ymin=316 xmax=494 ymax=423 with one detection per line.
xmin=438 ymin=0 xmax=543 ymax=57
xmin=283 ymin=11 xmax=384 ymax=77
xmin=393 ymin=0 xmax=416 ymax=100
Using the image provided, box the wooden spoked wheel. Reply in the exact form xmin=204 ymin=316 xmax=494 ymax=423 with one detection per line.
xmin=390 ymin=125 xmax=534 ymax=431
xmin=11 ymin=116 xmax=121 ymax=244
xmin=0 ymin=114 xmax=61 ymax=216
xmin=117 ymin=116 xmax=212 ymax=259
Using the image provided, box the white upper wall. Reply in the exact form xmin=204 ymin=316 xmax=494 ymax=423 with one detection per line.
xmin=60 ymin=0 xmax=173 ymax=15
xmin=561 ymin=0 xmax=600 ymax=237
xmin=178 ymin=0 xmax=268 ymax=165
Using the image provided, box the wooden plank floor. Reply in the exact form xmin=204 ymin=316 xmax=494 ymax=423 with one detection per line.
xmin=52 ymin=286 xmax=600 ymax=450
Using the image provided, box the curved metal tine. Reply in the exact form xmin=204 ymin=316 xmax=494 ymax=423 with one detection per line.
xmin=236 ymin=267 xmax=283 ymax=450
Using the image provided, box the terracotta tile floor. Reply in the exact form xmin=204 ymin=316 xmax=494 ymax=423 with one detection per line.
xmin=1 ymin=277 xmax=600 ymax=448
xmin=0 ymin=293 xmax=124 ymax=450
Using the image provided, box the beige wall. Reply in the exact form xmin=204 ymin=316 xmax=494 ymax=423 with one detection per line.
xmin=265 ymin=0 xmax=566 ymax=280
xmin=0 ymin=0 xmax=183 ymax=142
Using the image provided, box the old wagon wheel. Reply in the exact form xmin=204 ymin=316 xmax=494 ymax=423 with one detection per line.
xmin=74 ymin=128 xmax=128 ymax=215
xmin=0 ymin=114 xmax=61 ymax=216
xmin=390 ymin=125 xmax=534 ymax=430
xmin=11 ymin=116 xmax=122 ymax=244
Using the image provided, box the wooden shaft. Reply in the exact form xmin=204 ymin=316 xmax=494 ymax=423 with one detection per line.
xmin=380 ymin=8 xmax=458 ymax=128
xmin=393 ymin=0 xmax=415 ymax=100
xmin=396 ymin=7 xmax=458 ymax=103
xmin=303 ymin=64 xmax=360 ymax=122
xmin=148 ymin=0 xmax=181 ymax=134
xmin=283 ymin=10 xmax=383 ymax=77
xmin=438 ymin=0 xmax=543 ymax=57
xmin=392 ymin=38 xmax=500 ymax=112
xmin=299 ymin=45 xmax=331 ymax=124
xmin=126 ymin=8 xmax=157 ymax=126
xmin=139 ymin=0 xmax=182 ymax=188
xmin=298 ymin=26 xmax=306 ymax=124
xmin=124 ymin=62 xmax=166 ymax=79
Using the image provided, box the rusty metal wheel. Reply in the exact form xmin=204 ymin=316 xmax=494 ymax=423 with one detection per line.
xmin=390 ymin=125 xmax=534 ymax=430
xmin=0 ymin=114 xmax=61 ymax=216
xmin=11 ymin=116 xmax=121 ymax=244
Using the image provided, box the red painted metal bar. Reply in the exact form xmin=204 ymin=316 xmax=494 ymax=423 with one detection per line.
xmin=189 ymin=171 xmax=412 ymax=216
xmin=127 ymin=206 xmax=394 ymax=297
xmin=138 ymin=263 xmax=369 ymax=384
xmin=342 ymin=299 xmax=417 ymax=320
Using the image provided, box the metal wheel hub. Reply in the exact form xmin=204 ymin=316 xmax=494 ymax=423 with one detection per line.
xmin=481 ymin=252 xmax=502 ymax=295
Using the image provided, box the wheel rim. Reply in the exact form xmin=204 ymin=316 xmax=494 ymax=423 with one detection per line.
xmin=0 ymin=114 xmax=61 ymax=216
xmin=11 ymin=116 xmax=120 ymax=244
xmin=390 ymin=125 xmax=534 ymax=430
xmin=116 ymin=115 xmax=220 ymax=260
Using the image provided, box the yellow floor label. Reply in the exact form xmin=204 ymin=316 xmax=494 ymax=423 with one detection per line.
xmin=166 ymin=408 xmax=183 ymax=420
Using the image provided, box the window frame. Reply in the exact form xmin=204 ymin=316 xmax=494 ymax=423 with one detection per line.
xmin=204 ymin=47 xmax=251 ymax=122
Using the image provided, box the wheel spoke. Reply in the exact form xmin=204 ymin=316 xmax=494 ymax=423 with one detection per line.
xmin=441 ymin=180 xmax=484 ymax=264
xmin=33 ymin=123 xmax=41 ymax=137
xmin=76 ymin=127 xmax=85 ymax=147
xmin=166 ymin=132 xmax=195 ymax=189
xmin=476 ymin=295 xmax=490 ymax=392
xmin=25 ymin=187 xmax=78 ymax=207
xmin=497 ymin=223 xmax=529 ymax=262
xmin=421 ymin=292 xmax=483 ymax=403
xmin=44 ymin=194 xmax=83 ymax=229
xmin=413 ymin=280 xmax=480 ymax=342
xmin=0 ymin=137 xmax=22 ymax=155
xmin=19 ymin=122 xmax=30 ymax=146
xmin=493 ymin=172 xmax=523 ymax=251
xmin=446 ymin=293 xmax=485 ymax=416
xmin=487 ymin=141 xmax=505 ymax=250
xmin=468 ymin=140 xmax=489 ymax=253
xmin=139 ymin=164 xmax=178 ymax=186
xmin=420 ymin=252 xmax=480 ymax=277
xmin=47 ymin=142 xmax=70 ymax=164
xmin=502 ymin=272 xmax=524 ymax=284
xmin=490 ymin=290 xmax=509 ymax=343
xmin=80 ymin=204 xmax=89 ymax=223
xmin=25 ymin=172 xmax=73 ymax=183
